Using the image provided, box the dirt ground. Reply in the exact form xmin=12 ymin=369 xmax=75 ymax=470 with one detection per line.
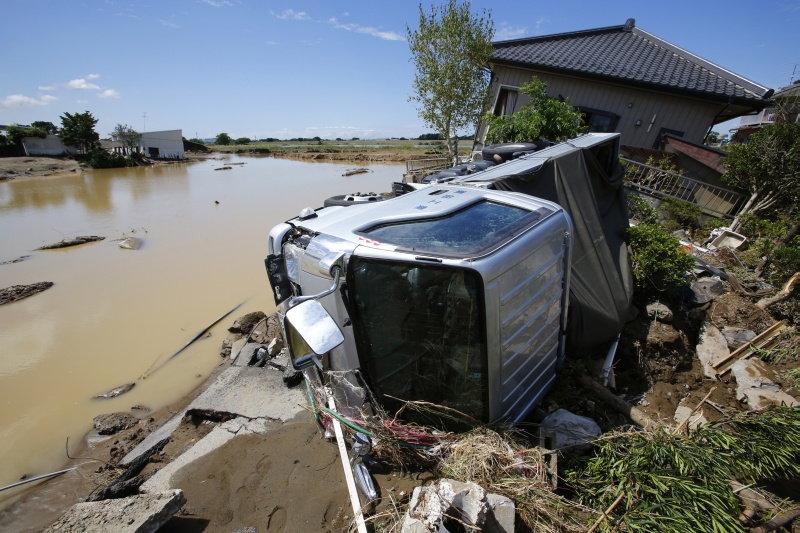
xmin=0 ymin=156 xmax=81 ymax=180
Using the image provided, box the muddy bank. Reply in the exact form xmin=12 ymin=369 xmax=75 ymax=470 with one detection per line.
xmin=0 ymin=157 xmax=81 ymax=181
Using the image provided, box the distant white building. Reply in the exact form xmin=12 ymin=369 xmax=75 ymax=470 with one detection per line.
xmin=110 ymin=129 xmax=185 ymax=159
xmin=21 ymin=134 xmax=78 ymax=156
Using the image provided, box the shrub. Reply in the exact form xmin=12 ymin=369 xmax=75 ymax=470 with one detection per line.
xmin=626 ymin=224 xmax=695 ymax=299
xmin=88 ymin=149 xmax=131 ymax=169
xmin=660 ymin=198 xmax=702 ymax=230
xmin=627 ymin=193 xmax=658 ymax=225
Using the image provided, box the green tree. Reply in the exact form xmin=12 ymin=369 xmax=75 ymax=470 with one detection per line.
xmin=407 ymin=0 xmax=494 ymax=165
xmin=723 ymin=123 xmax=800 ymax=231
xmin=113 ymin=123 xmax=140 ymax=155
xmin=234 ymin=137 xmax=251 ymax=145
xmin=59 ymin=111 xmax=100 ymax=154
xmin=484 ymin=78 xmax=587 ymax=144
xmin=30 ymin=121 xmax=58 ymax=134
xmin=215 ymin=132 xmax=231 ymax=145
xmin=5 ymin=123 xmax=46 ymax=146
xmin=188 ymin=137 xmax=205 ymax=145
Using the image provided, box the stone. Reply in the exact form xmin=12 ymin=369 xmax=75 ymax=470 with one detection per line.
xmin=93 ymin=413 xmax=139 ymax=435
xmin=267 ymin=337 xmax=284 ymax=356
xmin=731 ymin=359 xmax=800 ymax=410
xmin=0 ymin=281 xmax=54 ymax=305
xmin=220 ymin=332 xmax=243 ymax=357
xmin=646 ymin=302 xmax=673 ymax=323
xmin=673 ymin=397 xmax=708 ymax=430
xmin=118 ymin=237 xmax=142 ymax=250
xmin=230 ymin=338 xmax=247 ymax=361
xmin=401 ymin=480 xmax=513 ymax=533
xmin=696 ymin=322 xmax=730 ymax=379
xmin=721 ymin=327 xmax=756 ymax=350
xmin=234 ymin=343 xmax=267 ymax=367
xmin=43 ymin=489 xmax=185 ymax=533
xmin=687 ymin=277 xmax=725 ymax=306
xmin=228 ymin=311 xmax=267 ymax=335
xmin=538 ymin=408 xmax=601 ymax=454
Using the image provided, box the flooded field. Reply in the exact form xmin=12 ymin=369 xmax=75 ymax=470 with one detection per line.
xmin=0 ymin=155 xmax=399 ymax=508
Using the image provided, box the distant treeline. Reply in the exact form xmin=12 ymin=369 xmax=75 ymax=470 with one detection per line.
xmin=191 ymin=133 xmax=475 ymax=145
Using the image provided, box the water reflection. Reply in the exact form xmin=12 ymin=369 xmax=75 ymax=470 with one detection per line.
xmin=0 ymin=155 xmax=402 ymax=509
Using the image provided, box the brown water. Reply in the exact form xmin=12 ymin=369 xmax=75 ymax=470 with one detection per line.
xmin=0 ymin=155 xmax=400 ymax=507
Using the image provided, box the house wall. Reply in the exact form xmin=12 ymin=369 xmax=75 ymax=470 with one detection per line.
xmin=21 ymin=134 xmax=77 ymax=156
xmin=486 ymin=65 xmax=725 ymax=149
xmin=139 ymin=129 xmax=184 ymax=159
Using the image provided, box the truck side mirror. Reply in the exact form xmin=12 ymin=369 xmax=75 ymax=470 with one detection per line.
xmin=284 ymin=299 xmax=345 ymax=370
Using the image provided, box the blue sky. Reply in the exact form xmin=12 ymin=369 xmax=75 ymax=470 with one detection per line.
xmin=2 ymin=1 xmax=798 ymax=140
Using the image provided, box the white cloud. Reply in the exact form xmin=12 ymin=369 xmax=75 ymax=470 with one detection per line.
xmin=495 ymin=24 xmax=529 ymax=41
xmin=38 ymin=85 xmax=57 ymax=91
xmin=328 ymin=18 xmax=404 ymax=41
xmin=67 ymin=78 xmax=101 ymax=90
xmin=160 ymin=19 xmax=181 ymax=28
xmin=265 ymin=40 xmax=278 ymax=46
xmin=201 ymin=0 xmax=233 ymax=6
xmin=87 ymin=73 xmax=100 ymax=80
xmin=99 ymin=89 xmax=121 ymax=99
xmin=271 ymin=9 xmax=309 ymax=20
xmin=0 ymin=94 xmax=58 ymax=109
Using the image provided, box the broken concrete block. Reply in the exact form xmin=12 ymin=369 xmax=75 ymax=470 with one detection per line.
xmin=673 ymin=397 xmax=708 ymax=430
xmin=267 ymin=336 xmax=284 ymax=356
xmin=539 ymin=408 xmax=601 ymax=454
xmin=44 ymin=489 xmax=185 ymax=533
xmin=234 ymin=343 xmax=268 ymax=367
xmin=721 ymin=327 xmax=756 ymax=350
xmin=731 ymin=359 xmax=799 ymax=410
xmin=688 ymin=278 xmax=725 ymax=306
xmin=401 ymin=479 xmax=514 ymax=533
xmin=228 ymin=311 xmax=267 ymax=334
xmin=230 ymin=338 xmax=247 ymax=361
xmin=696 ymin=322 xmax=730 ymax=379
xmin=646 ymin=302 xmax=673 ymax=323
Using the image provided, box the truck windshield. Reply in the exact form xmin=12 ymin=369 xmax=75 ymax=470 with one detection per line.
xmin=349 ymin=257 xmax=488 ymax=421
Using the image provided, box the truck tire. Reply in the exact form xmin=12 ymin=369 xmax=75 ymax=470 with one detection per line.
xmin=482 ymin=142 xmax=537 ymax=162
xmin=324 ymin=193 xmax=385 ymax=207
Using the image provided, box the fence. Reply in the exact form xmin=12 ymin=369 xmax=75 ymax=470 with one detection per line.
xmin=622 ymin=158 xmax=745 ymax=219
xmin=405 ymin=157 xmax=450 ymax=174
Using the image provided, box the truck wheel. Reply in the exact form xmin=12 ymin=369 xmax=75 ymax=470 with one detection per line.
xmin=482 ymin=142 xmax=537 ymax=162
xmin=324 ymin=193 xmax=385 ymax=207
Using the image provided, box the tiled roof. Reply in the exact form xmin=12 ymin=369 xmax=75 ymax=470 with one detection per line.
xmin=492 ymin=20 xmax=772 ymax=105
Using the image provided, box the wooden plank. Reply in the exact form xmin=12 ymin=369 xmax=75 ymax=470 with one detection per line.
xmin=712 ymin=321 xmax=787 ymax=377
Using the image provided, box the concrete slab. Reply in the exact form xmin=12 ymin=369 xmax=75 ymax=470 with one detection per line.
xmin=121 ymin=409 xmax=187 ymax=466
xmin=43 ymin=489 xmax=184 ymax=533
xmin=188 ymin=366 xmax=306 ymax=420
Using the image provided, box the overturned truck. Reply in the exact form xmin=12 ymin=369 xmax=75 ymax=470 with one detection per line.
xmin=265 ymin=133 xmax=633 ymax=424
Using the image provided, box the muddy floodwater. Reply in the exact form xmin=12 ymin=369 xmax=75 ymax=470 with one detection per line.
xmin=0 ymin=155 xmax=399 ymax=508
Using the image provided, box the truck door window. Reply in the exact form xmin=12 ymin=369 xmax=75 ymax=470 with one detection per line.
xmin=349 ymin=258 xmax=488 ymax=422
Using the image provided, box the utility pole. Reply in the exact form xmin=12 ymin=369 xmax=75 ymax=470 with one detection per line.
xmin=142 ymin=112 xmax=147 ymax=133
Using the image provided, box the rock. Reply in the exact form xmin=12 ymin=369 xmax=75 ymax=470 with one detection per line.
xmin=93 ymin=413 xmax=139 ymax=435
xmin=721 ymin=327 xmax=756 ymax=350
xmin=220 ymin=333 xmax=243 ymax=357
xmin=402 ymin=479 xmax=513 ymax=533
xmin=230 ymin=338 xmax=247 ymax=361
xmin=646 ymin=302 xmax=673 ymax=323
xmin=228 ymin=311 xmax=267 ymax=335
xmin=673 ymin=397 xmax=708 ymax=430
xmin=43 ymin=489 xmax=185 ymax=533
xmin=687 ymin=277 xmax=725 ymax=306
xmin=267 ymin=337 xmax=284 ymax=357
xmin=0 ymin=281 xmax=54 ymax=305
xmin=0 ymin=254 xmax=31 ymax=265
xmin=731 ymin=359 xmax=799 ymax=410
xmin=235 ymin=343 xmax=267 ymax=367
xmin=696 ymin=322 xmax=730 ymax=379
xmin=94 ymin=382 xmax=136 ymax=399
xmin=231 ymin=528 xmax=258 ymax=533
xmin=119 ymin=237 xmax=142 ymax=250
xmin=538 ymin=408 xmax=601 ymax=454
xmin=37 ymin=235 xmax=104 ymax=250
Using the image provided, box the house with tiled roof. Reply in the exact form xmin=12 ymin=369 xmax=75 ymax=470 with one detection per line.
xmin=476 ymin=18 xmax=774 ymax=152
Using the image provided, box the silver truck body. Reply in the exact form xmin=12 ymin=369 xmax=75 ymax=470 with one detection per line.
xmin=267 ymin=185 xmax=573 ymax=424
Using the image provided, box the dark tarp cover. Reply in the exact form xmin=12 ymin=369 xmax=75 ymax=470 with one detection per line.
xmin=488 ymin=148 xmax=633 ymax=349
